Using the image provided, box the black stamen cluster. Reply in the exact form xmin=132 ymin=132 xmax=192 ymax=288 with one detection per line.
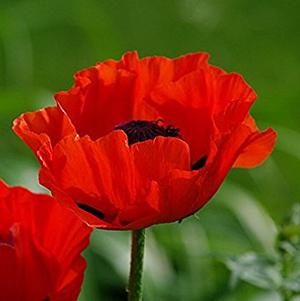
xmin=115 ymin=120 xmax=180 ymax=145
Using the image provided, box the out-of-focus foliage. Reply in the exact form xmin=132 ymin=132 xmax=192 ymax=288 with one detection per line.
xmin=226 ymin=205 xmax=300 ymax=300
xmin=0 ymin=0 xmax=299 ymax=300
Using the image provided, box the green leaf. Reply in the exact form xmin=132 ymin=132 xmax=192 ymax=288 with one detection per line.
xmin=225 ymin=253 xmax=281 ymax=290
xmin=283 ymin=273 xmax=300 ymax=293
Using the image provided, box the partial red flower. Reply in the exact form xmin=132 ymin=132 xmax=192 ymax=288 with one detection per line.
xmin=0 ymin=180 xmax=91 ymax=301
xmin=13 ymin=51 xmax=277 ymax=230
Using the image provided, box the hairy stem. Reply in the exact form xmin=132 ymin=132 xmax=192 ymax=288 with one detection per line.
xmin=128 ymin=229 xmax=146 ymax=301
xmin=280 ymin=253 xmax=292 ymax=301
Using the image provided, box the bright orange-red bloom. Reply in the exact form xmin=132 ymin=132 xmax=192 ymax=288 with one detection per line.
xmin=0 ymin=180 xmax=91 ymax=301
xmin=13 ymin=51 xmax=277 ymax=229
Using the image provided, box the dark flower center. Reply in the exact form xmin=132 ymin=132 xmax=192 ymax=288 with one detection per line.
xmin=76 ymin=120 xmax=208 ymax=221
xmin=115 ymin=119 xmax=207 ymax=171
xmin=115 ymin=120 xmax=180 ymax=145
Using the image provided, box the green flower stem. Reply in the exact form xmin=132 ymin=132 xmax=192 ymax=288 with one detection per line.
xmin=280 ymin=288 xmax=291 ymax=301
xmin=128 ymin=229 xmax=146 ymax=301
xmin=280 ymin=253 xmax=292 ymax=301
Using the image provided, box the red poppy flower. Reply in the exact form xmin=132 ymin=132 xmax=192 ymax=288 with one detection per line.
xmin=0 ymin=180 xmax=91 ymax=301
xmin=13 ymin=51 xmax=277 ymax=230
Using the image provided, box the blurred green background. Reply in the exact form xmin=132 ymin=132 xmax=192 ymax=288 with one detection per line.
xmin=0 ymin=0 xmax=299 ymax=300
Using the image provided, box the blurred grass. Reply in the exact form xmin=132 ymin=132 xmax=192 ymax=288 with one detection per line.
xmin=0 ymin=0 xmax=299 ymax=300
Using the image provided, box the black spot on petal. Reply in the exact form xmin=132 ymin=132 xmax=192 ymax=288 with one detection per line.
xmin=192 ymin=156 xmax=208 ymax=170
xmin=77 ymin=203 xmax=105 ymax=220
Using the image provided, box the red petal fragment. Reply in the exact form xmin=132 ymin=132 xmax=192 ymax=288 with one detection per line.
xmin=150 ymin=70 xmax=214 ymax=162
xmin=13 ymin=106 xmax=76 ymax=157
xmin=158 ymin=169 xmax=200 ymax=222
xmin=172 ymin=52 xmax=210 ymax=81
xmin=55 ymin=65 xmax=139 ymax=139
xmin=131 ymin=136 xmax=191 ymax=181
xmin=0 ymin=182 xmax=91 ymax=300
xmin=215 ymin=73 xmax=256 ymax=114
xmin=234 ymin=128 xmax=277 ymax=168
xmin=40 ymin=132 xmax=141 ymax=227
xmin=39 ymin=130 xmax=196 ymax=229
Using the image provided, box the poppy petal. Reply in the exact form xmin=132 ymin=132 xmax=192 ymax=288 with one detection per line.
xmin=157 ymin=169 xmax=200 ymax=222
xmin=214 ymin=73 xmax=256 ymax=116
xmin=103 ymin=51 xmax=209 ymax=85
xmin=233 ymin=128 xmax=277 ymax=168
xmin=13 ymin=106 xmax=76 ymax=162
xmin=131 ymin=136 xmax=191 ymax=181
xmin=192 ymin=123 xmax=275 ymax=213
xmin=54 ymin=52 xmax=212 ymax=141
xmin=0 ymin=228 xmax=59 ymax=301
xmin=39 ymin=131 xmax=149 ymax=228
xmin=55 ymin=64 xmax=139 ymax=140
xmin=150 ymin=70 xmax=214 ymax=162
xmin=0 ymin=181 xmax=91 ymax=300
xmin=39 ymin=131 xmax=194 ymax=229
